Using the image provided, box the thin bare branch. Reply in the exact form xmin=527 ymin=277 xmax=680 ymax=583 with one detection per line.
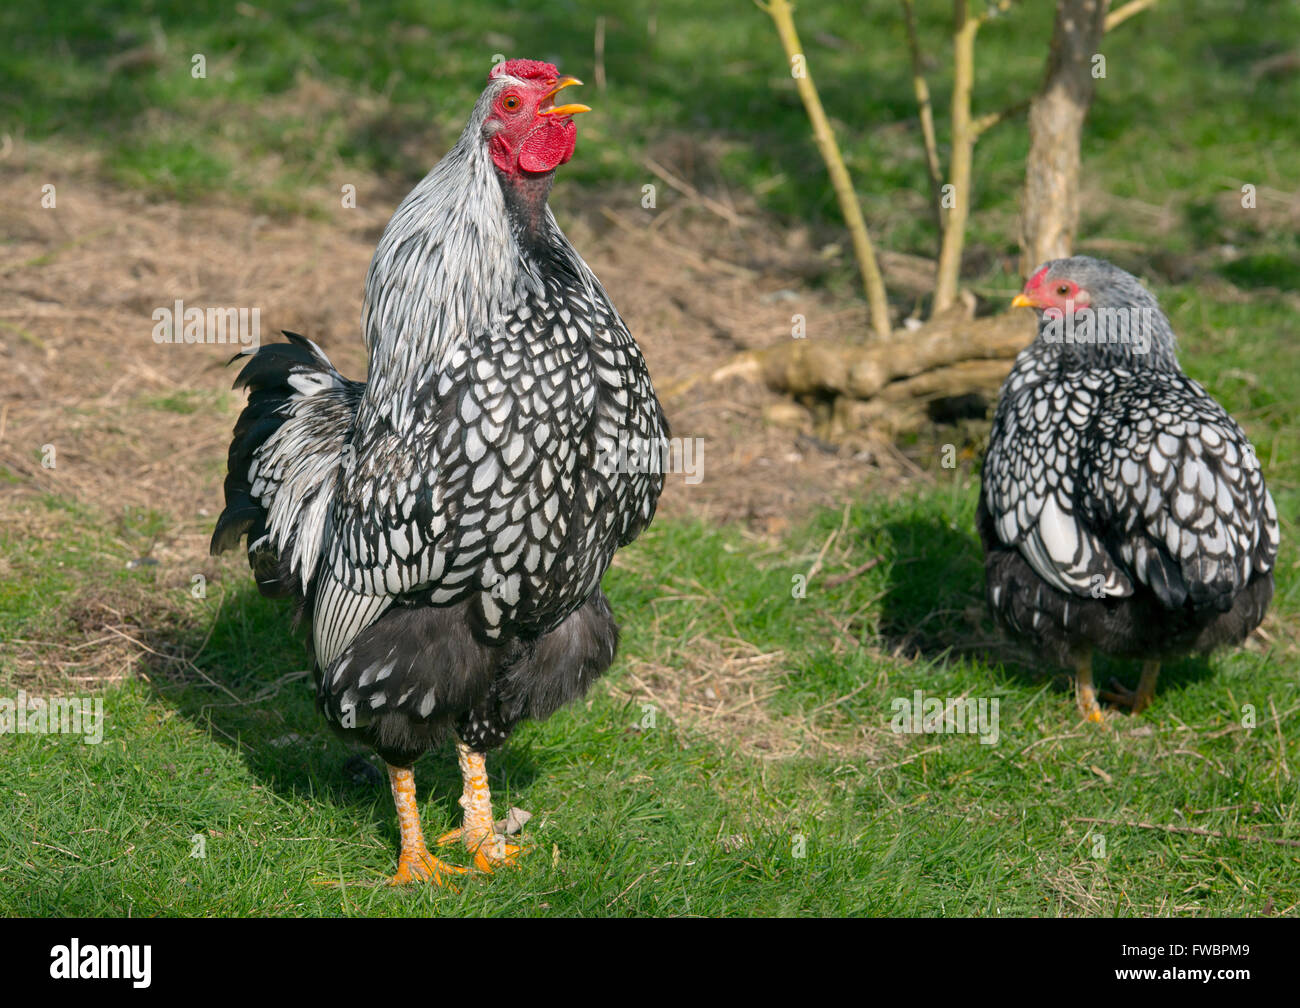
xmin=932 ymin=0 xmax=980 ymax=314
xmin=594 ymin=15 xmax=607 ymax=91
xmin=1106 ymin=0 xmax=1159 ymax=31
xmin=900 ymin=0 xmax=946 ymax=233
xmin=971 ymin=98 xmax=1029 ymax=139
xmin=760 ymin=0 xmax=892 ymax=339
xmin=642 ymin=156 xmax=749 ymax=227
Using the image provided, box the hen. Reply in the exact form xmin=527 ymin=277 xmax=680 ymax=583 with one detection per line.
xmin=979 ymin=256 xmax=1278 ymax=720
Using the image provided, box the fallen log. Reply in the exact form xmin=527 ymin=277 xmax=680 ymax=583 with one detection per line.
xmin=705 ymin=309 xmax=1033 ymax=399
xmin=671 ymin=309 xmax=1034 ymax=443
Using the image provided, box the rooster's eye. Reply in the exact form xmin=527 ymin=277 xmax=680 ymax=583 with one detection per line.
xmin=503 ymin=94 xmax=521 ymax=111
xmin=1056 ymin=284 xmax=1070 ymax=296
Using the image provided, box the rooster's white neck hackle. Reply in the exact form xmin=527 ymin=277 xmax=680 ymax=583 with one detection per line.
xmin=360 ymin=77 xmax=569 ymax=429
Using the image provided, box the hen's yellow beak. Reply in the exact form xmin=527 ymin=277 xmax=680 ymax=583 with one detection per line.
xmin=539 ymin=76 xmax=591 ymax=117
xmin=1011 ymin=293 xmax=1036 ymax=309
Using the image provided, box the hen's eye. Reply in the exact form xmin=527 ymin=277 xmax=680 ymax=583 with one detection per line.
xmin=503 ymin=94 xmax=521 ymax=111
xmin=1056 ymin=284 xmax=1071 ymax=296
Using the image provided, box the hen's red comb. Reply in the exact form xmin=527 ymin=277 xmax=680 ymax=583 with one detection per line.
xmin=490 ymin=59 xmax=559 ymax=83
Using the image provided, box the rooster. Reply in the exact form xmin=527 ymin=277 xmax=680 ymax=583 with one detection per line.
xmin=212 ymin=60 xmax=666 ymax=884
xmin=979 ymin=257 xmax=1279 ymax=720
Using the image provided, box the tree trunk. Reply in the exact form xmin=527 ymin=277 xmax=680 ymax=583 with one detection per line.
xmin=1018 ymin=0 xmax=1110 ymax=278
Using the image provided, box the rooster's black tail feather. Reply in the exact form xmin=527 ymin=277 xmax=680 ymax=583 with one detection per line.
xmin=211 ymin=331 xmax=363 ymax=600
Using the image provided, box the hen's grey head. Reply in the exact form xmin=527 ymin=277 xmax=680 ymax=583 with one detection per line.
xmin=1014 ymin=256 xmax=1178 ymax=370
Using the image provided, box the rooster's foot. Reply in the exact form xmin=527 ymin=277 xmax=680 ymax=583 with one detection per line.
xmin=436 ymin=826 xmax=526 ymax=873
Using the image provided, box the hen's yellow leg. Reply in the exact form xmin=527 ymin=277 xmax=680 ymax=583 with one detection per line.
xmin=1102 ymin=660 xmax=1160 ymax=714
xmin=1075 ymin=650 xmax=1105 ymax=723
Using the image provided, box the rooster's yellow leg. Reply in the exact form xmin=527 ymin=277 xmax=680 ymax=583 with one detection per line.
xmin=1102 ymin=660 xmax=1161 ymax=714
xmin=387 ymin=764 xmax=468 ymax=886
xmin=1075 ymin=649 xmax=1105 ymax=723
xmin=435 ymin=742 xmax=525 ymax=872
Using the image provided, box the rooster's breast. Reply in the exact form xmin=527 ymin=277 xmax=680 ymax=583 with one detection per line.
xmin=328 ymin=272 xmax=665 ymax=645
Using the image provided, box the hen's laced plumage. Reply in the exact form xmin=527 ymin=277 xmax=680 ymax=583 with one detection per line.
xmin=979 ymin=257 xmax=1278 ymax=664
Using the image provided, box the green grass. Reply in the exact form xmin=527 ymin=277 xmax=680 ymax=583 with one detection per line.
xmin=0 ymin=496 xmax=162 ymax=646
xmin=134 ymin=389 xmax=230 ymax=416
xmin=5 ymin=0 xmax=1297 ymax=295
xmin=2 ymin=483 xmax=1296 ymax=916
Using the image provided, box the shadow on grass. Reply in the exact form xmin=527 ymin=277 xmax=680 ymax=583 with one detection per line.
xmin=875 ymin=512 xmax=1216 ymax=707
xmin=875 ymin=513 xmax=1025 ymax=670
xmin=140 ymin=581 xmax=541 ymax=846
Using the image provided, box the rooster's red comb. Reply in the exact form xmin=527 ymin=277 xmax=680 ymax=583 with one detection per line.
xmin=490 ymin=59 xmax=560 ymax=83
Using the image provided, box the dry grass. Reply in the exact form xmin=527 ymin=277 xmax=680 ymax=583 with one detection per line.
xmin=613 ymin=637 xmax=906 ymax=762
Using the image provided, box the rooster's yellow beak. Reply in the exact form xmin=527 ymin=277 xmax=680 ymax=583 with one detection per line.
xmin=539 ymin=76 xmax=591 ymax=117
xmin=1011 ymin=293 xmax=1036 ymax=309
